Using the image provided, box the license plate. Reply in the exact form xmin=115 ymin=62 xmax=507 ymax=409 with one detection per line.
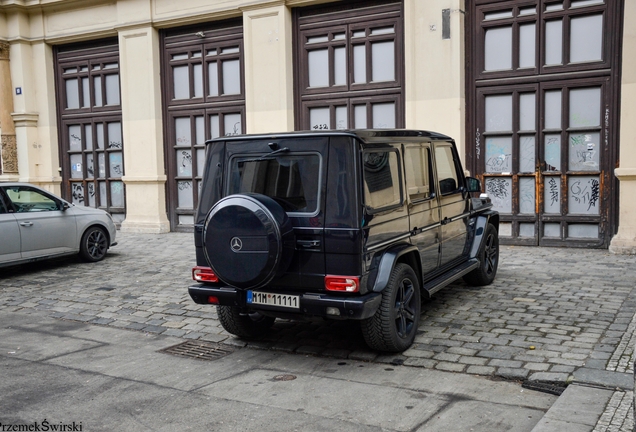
xmin=247 ymin=291 xmax=300 ymax=309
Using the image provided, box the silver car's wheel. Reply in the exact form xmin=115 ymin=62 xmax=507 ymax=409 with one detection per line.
xmin=79 ymin=226 xmax=109 ymax=262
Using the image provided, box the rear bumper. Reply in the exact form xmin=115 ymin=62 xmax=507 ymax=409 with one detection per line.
xmin=189 ymin=284 xmax=382 ymax=320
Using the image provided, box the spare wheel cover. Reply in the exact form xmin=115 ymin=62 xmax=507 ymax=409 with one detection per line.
xmin=203 ymin=194 xmax=294 ymax=289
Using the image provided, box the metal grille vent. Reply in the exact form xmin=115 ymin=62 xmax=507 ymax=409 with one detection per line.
xmin=160 ymin=341 xmax=235 ymax=361
xmin=522 ymin=381 xmax=566 ymax=396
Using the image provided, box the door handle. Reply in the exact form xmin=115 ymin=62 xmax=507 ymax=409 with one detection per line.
xmin=297 ymin=239 xmax=320 ymax=248
xmin=19 ymin=222 xmax=33 ymax=227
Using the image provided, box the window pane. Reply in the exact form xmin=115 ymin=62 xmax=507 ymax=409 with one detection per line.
xmin=172 ymin=53 xmax=188 ymax=61
xmin=110 ymin=181 xmax=124 ymax=207
xmin=435 ymin=146 xmax=459 ymax=194
xmin=519 ymin=7 xmax=537 ymax=16
xmin=519 ymin=223 xmax=535 ymax=237
xmin=307 ymin=35 xmax=328 ymax=44
xmin=519 ymin=177 xmax=535 ymax=214
xmin=371 ymin=41 xmax=395 ymax=82
xmin=310 ymin=107 xmax=330 ymax=130
xmin=485 ymin=177 xmax=512 ymax=213
xmin=546 ymin=3 xmax=563 ymax=12
xmin=177 ymin=149 xmax=193 ymax=177
xmin=308 ymin=49 xmax=329 ymax=87
xmin=99 ymin=181 xmax=107 ymax=206
xmin=571 ymin=0 xmax=604 ymax=7
xmin=544 ymin=134 xmax=561 ymax=171
xmin=485 ymin=27 xmax=512 ymax=71
xmin=179 ymin=215 xmax=195 ymax=225
xmin=354 ymin=105 xmax=367 ymax=128
xmin=519 ymin=93 xmax=536 ymax=131
xmin=94 ymin=76 xmax=103 ymax=107
xmin=96 ymin=123 xmax=104 ymax=149
xmin=370 ymin=26 xmax=395 ymax=35
xmin=519 ymin=24 xmax=536 ymax=69
xmin=570 ymin=87 xmax=601 ymax=127
xmin=485 ymin=94 xmax=512 ymax=131
xmin=353 ymin=45 xmax=366 ymax=83
xmin=544 ymin=90 xmax=562 ymax=129
xmin=84 ymin=125 xmax=93 ymax=150
xmin=86 ymin=154 xmax=95 ymax=179
xmin=82 ymin=77 xmax=90 ymax=108
xmin=544 ymin=223 xmax=561 ymax=237
xmin=69 ymin=125 xmax=82 ymax=151
xmin=208 ymin=62 xmax=219 ymax=96
xmin=70 ymin=154 xmax=83 ymax=179
xmin=570 ymin=14 xmax=603 ymax=63
xmin=568 ymin=224 xmax=598 ymax=238
xmin=568 ymin=176 xmax=600 ymax=214
xmin=175 ymin=118 xmax=191 ymax=146
xmin=404 ymin=147 xmax=430 ymax=198
xmin=195 ymin=116 xmax=204 ymax=144
xmin=109 ymin=152 xmax=123 ymax=177
xmin=87 ymin=182 xmax=96 ymax=207
xmin=484 ymin=10 xmax=513 ymax=20
xmin=334 ymin=47 xmax=346 ymax=86
xmin=545 ymin=20 xmax=563 ymax=65
xmin=98 ymin=153 xmax=106 ymax=178
xmin=363 ymin=151 xmax=401 ymax=209
xmin=519 ymin=136 xmax=536 ymax=173
xmin=210 ymin=115 xmax=220 ymax=139
xmin=222 ymin=60 xmax=240 ymax=95
xmin=72 ymin=183 xmax=84 ymax=205
xmin=544 ymin=176 xmax=561 ymax=213
xmin=178 ymin=181 xmax=194 ymax=208
xmin=197 ymin=148 xmax=205 ymax=176
xmin=107 ymin=122 xmax=123 ymax=149
xmin=569 ymin=132 xmax=600 ymax=171
xmin=485 ymin=136 xmax=512 ymax=173
xmin=66 ymin=79 xmax=80 ymax=109
xmin=222 ymin=47 xmax=239 ymax=54
xmin=173 ymin=66 xmax=189 ymax=99
xmin=224 ymin=113 xmax=241 ymax=136
xmin=372 ymin=102 xmax=395 ymax=128
xmin=193 ymin=64 xmax=203 ymax=98
xmin=335 ymin=106 xmax=347 ymax=130
xmin=105 ymin=74 xmax=120 ymax=105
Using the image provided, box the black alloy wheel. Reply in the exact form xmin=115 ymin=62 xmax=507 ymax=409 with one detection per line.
xmin=463 ymin=223 xmax=499 ymax=286
xmin=79 ymin=226 xmax=109 ymax=262
xmin=361 ymin=263 xmax=421 ymax=352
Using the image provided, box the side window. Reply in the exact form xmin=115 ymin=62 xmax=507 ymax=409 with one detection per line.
xmin=0 ymin=195 xmax=7 ymax=214
xmin=434 ymin=145 xmax=461 ymax=195
xmin=363 ymin=149 xmax=402 ymax=211
xmin=404 ymin=144 xmax=432 ymax=201
xmin=4 ymin=187 xmax=59 ymax=213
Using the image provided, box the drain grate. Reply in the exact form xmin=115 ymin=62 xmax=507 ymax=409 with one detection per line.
xmin=160 ymin=340 xmax=235 ymax=361
xmin=522 ymin=381 xmax=566 ymax=396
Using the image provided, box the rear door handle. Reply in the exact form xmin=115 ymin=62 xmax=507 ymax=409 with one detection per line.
xmin=19 ymin=222 xmax=33 ymax=227
xmin=297 ymin=239 xmax=320 ymax=248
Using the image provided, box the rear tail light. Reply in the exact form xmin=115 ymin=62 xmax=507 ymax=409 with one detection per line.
xmin=192 ymin=266 xmax=219 ymax=283
xmin=325 ymin=275 xmax=359 ymax=292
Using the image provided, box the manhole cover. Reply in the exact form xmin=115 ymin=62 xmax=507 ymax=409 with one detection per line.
xmin=273 ymin=374 xmax=297 ymax=381
xmin=522 ymin=381 xmax=566 ymax=396
xmin=160 ymin=341 xmax=235 ymax=361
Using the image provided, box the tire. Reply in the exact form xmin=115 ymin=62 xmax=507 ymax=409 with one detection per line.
xmin=463 ymin=223 xmax=499 ymax=286
xmin=361 ymin=263 xmax=421 ymax=352
xmin=203 ymin=194 xmax=295 ymax=289
xmin=79 ymin=226 xmax=109 ymax=262
xmin=217 ymin=305 xmax=276 ymax=338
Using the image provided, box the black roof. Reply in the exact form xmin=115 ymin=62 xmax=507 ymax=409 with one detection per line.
xmin=205 ymin=129 xmax=454 ymax=145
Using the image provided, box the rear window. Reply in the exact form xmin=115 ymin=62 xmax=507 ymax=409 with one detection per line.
xmin=228 ymin=153 xmax=321 ymax=214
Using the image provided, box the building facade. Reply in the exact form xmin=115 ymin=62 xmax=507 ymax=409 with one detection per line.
xmin=0 ymin=0 xmax=634 ymax=253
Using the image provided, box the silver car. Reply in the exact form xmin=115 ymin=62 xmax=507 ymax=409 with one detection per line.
xmin=0 ymin=182 xmax=117 ymax=268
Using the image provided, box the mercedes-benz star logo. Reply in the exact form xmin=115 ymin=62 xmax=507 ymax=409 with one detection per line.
xmin=230 ymin=237 xmax=243 ymax=252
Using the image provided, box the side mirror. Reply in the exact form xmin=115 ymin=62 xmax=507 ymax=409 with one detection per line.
xmin=61 ymin=201 xmax=71 ymax=211
xmin=466 ymin=177 xmax=481 ymax=193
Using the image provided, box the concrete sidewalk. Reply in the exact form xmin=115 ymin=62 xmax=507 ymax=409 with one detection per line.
xmin=1 ymin=232 xmax=635 ymax=430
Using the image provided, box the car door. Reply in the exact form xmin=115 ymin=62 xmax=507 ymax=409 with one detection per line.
xmin=433 ymin=143 xmax=470 ymax=267
xmin=403 ymin=142 xmax=441 ymax=276
xmin=2 ymin=185 xmax=77 ymax=259
xmin=0 ymin=193 xmax=21 ymax=264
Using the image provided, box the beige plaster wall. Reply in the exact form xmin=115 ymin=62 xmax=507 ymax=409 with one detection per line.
xmin=609 ymin=0 xmax=636 ymax=254
xmin=404 ymin=0 xmax=466 ymax=160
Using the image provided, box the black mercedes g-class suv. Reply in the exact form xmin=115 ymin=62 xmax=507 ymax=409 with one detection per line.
xmin=189 ymin=130 xmax=499 ymax=352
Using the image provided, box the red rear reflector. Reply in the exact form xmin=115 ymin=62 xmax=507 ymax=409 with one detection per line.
xmin=207 ymin=296 xmax=219 ymax=304
xmin=325 ymin=275 xmax=359 ymax=292
xmin=192 ymin=266 xmax=219 ymax=283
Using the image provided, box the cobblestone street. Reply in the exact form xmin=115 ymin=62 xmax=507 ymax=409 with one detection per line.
xmin=1 ymin=232 xmax=635 ymax=430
